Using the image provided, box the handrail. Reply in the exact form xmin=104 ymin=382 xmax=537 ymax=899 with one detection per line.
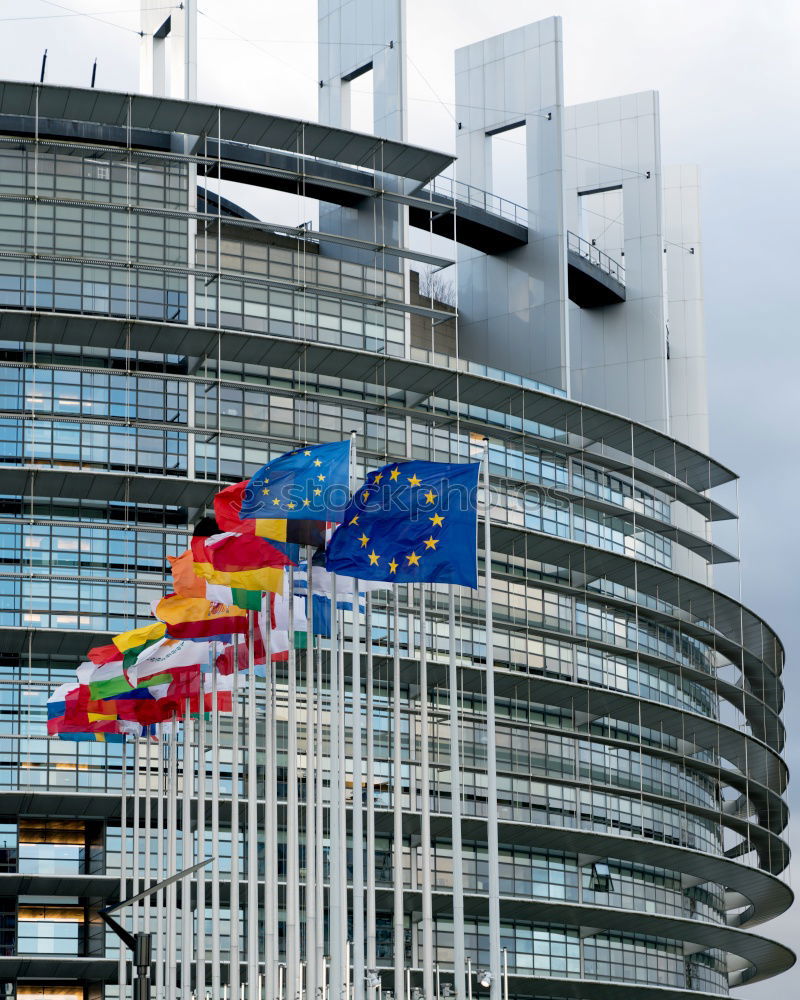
xmin=567 ymin=230 xmax=625 ymax=285
xmin=419 ymin=176 xmax=529 ymax=228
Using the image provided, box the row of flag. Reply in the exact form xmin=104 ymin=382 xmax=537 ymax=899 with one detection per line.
xmin=46 ymin=440 xmax=480 ymax=741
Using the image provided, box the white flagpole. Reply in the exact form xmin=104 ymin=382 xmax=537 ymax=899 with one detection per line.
xmin=211 ymin=645 xmax=222 ymax=1000
xmin=391 ymin=588 xmax=404 ymax=1000
xmin=268 ymin=613 xmax=280 ymax=984
xmin=118 ymin=739 xmax=128 ymax=997
xmin=182 ymin=704 xmax=194 ymax=1000
xmin=328 ymin=572 xmax=342 ymax=1000
xmin=247 ymin=610 xmax=259 ymax=998
xmin=448 ymin=587 xmax=466 ymax=1000
xmin=144 ymin=727 xmax=153 ymax=970
xmin=315 ymin=640 xmax=325 ymax=986
xmin=167 ymin=715 xmax=179 ymax=995
xmin=481 ymin=442 xmax=501 ymax=1000
xmin=287 ymin=567 xmax=300 ymax=1000
xmin=305 ymin=550 xmax=318 ymax=1000
xmin=365 ymin=593 xmax=377 ymax=988
xmin=418 ymin=586 xmax=434 ymax=1000
xmin=263 ymin=598 xmax=277 ymax=1000
xmin=198 ymin=659 xmax=209 ymax=1000
xmin=337 ymin=608 xmax=348 ymax=993
xmin=331 ymin=430 xmax=357 ymax=1000
xmin=156 ymin=723 xmax=166 ymax=1000
xmin=230 ymin=636 xmax=242 ymax=999
xmin=132 ymin=736 xmax=140 ymax=938
xmin=351 ymin=579 xmax=365 ymax=1000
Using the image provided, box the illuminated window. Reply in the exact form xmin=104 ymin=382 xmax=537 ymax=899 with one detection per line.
xmin=17 ymin=902 xmax=85 ymax=956
xmin=18 ymin=819 xmax=87 ymax=876
xmin=17 ymin=988 xmax=84 ymax=999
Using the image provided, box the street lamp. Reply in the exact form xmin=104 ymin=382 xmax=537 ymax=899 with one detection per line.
xmin=100 ymin=856 xmax=213 ymax=1000
xmin=476 ymin=971 xmax=493 ymax=990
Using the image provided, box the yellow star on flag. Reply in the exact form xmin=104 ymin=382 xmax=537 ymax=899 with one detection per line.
xmin=389 ymin=467 xmax=401 ymax=481
xmin=388 ymin=558 xmax=398 ymax=574
xmin=423 ymin=536 xmax=439 ymax=550
xmin=304 ymin=450 xmax=311 ymax=456
xmin=272 ymin=497 xmax=280 ymax=506
xmin=303 ymin=498 xmax=310 ymax=507
xmin=262 ymin=487 xmax=270 ymax=496
xmin=430 ymin=513 xmax=445 ymax=527
xmin=368 ymin=550 xmax=380 ymax=566
xmin=407 ymin=474 xmax=422 ymax=487
xmin=287 ymin=502 xmax=296 ymax=510
xmin=373 ymin=472 xmax=383 ymax=485
xmin=423 ymin=490 xmax=437 ymax=505
xmin=406 ymin=551 xmax=420 ymax=566
xmin=318 ymin=474 xmax=326 ymax=481
xmin=362 ymin=490 xmax=370 ymax=502
xmin=358 ymin=533 xmax=370 ymax=548
xmin=313 ymin=458 xmax=322 ymax=467
xmin=349 ymin=514 xmax=359 ymax=525
xmin=314 ymin=488 xmax=322 ymax=496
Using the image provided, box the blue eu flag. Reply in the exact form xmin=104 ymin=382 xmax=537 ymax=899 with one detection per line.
xmin=326 ymin=460 xmax=479 ymax=588
xmin=239 ymin=440 xmax=351 ymax=522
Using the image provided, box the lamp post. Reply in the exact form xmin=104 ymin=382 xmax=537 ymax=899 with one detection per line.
xmin=101 ymin=857 xmax=213 ymax=1000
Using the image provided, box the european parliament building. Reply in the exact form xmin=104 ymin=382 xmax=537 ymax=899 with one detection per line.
xmin=0 ymin=2 xmax=793 ymax=999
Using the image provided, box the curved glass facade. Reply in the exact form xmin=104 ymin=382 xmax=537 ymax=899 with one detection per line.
xmin=0 ymin=80 xmax=791 ymax=1000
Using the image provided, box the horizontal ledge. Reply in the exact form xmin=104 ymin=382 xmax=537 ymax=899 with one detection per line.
xmin=0 ymin=789 xmax=791 ymax=926
xmin=0 ymin=309 xmax=737 ymax=496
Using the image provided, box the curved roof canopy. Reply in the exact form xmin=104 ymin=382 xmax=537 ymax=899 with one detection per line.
xmin=0 ymin=80 xmax=453 ymax=183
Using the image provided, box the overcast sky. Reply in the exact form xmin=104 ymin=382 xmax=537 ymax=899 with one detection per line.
xmin=1 ymin=0 xmax=798 ymax=991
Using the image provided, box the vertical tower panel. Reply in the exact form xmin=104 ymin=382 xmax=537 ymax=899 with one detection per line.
xmin=454 ymin=16 xmax=570 ymax=392
xmin=664 ymin=163 xmax=709 ymax=451
xmin=565 ymin=91 xmax=670 ymax=433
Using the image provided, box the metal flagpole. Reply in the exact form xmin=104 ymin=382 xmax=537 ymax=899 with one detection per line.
xmin=132 ymin=736 xmax=140 ymax=938
xmin=156 ymin=723 xmax=166 ymax=1000
xmin=143 ymin=725 xmax=153 ymax=977
xmin=198 ymin=659 xmax=208 ymax=1000
xmin=365 ymin=594 xmax=377 ymax=990
xmin=329 ymin=573 xmax=342 ymax=1000
xmin=182 ymin=704 xmax=194 ymax=1000
xmin=481 ymin=442 xmax=501 ymax=1000
xmin=391 ymin=588 xmax=404 ymax=1000
xmin=211 ymin=645 xmax=222 ymax=1000
xmin=167 ymin=715 xmax=179 ymax=995
xmin=230 ymin=636 xmax=242 ymax=999
xmin=340 ymin=431 xmax=357 ymax=998
xmin=337 ymin=609 xmax=348 ymax=995
xmin=448 ymin=587 xmax=466 ymax=1000
xmin=315 ymin=641 xmax=325 ymax=987
xmin=351 ymin=579 xmax=365 ymax=1000
xmin=305 ymin=551 xmax=318 ymax=1000
xmin=268 ymin=614 xmax=279 ymax=985
xmin=247 ymin=610 xmax=259 ymax=997
xmin=287 ymin=568 xmax=300 ymax=1000
xmin=418 ymin=587 xmax=434 ymax=1000
xmin=118 ymin=738 xmax=128 ymax=997
xmin=263 ymin=599 xmax=277 ymax=1000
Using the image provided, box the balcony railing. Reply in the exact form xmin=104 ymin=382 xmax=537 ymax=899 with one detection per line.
xmin=567 ymin=231 xmax=625 ymax=285
xmin=420 ymin=176 xmax=528 ymax=228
